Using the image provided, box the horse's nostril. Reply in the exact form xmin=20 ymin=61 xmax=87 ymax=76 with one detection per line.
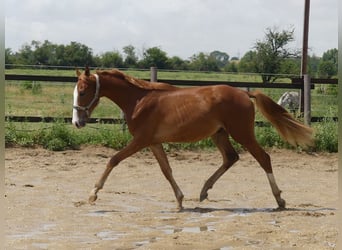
xmin=74 ymin=120 xmax=86 ymax=128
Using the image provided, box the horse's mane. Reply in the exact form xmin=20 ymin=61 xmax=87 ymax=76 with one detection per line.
xmin=96 ymin=69 xmax=177 ymax=91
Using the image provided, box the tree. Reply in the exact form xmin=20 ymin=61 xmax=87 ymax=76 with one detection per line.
xmin=224 ymin=61 xmax=238 ymax=73
xmin=31 ymin=40 xmax=62 ymax=65
xmin=318 ymin=61 xmax=336 ymax=78
xmin=238 ymin=51 xmax=258 ymax=73
xmin=189 ymin=52 xmax=219 ymax=71
xmin=16 ymin=43 xmax=35 ymax=65
xmin=140 ymin=47 xmax=169 ymax=69
xmin=167 ymin=56 xmax=188 ymax=70
xmin=5 ymin=48 xmax=15 ymax=67
xmin=254 ymin=27 xmax=298 ymax=82
xmin=62 ymin=41 xmax=94 ymax=67
xmin=123 ymin=45 xmax=138 ymax=68
xmin=318 ymin=48 xmax=338 ymax=78
xmin=209 ymin=51 xmax=229 ymax=68
xmin=308 ymin=54 xmax=321 ymax=77
xmin=99 ymin=51 xmax=124 ymax=68
xmin=280 ymin=57 xmax=301 ymax=76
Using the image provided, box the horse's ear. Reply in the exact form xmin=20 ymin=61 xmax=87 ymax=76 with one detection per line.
xmin=76 ymin=68 xmax=81 ymax=77
xmin=85 ymin=66 xmax=90 ymax=77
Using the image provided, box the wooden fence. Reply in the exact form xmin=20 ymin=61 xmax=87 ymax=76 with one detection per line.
xmin=5 ymin=68 xmax=338 ymax=124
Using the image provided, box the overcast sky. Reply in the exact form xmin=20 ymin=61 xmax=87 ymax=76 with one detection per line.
xmin=5 ymin=0 xmax=338 ymax=59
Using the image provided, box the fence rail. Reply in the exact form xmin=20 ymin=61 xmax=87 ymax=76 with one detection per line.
xmin=6 ymin=74 xmax=314 ymax=89
xmin=4 ymin=115 xmax=338 ymax=124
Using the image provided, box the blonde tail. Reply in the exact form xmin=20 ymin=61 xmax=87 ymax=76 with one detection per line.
xmin=248 ymin=90 xmax=314 ymax=148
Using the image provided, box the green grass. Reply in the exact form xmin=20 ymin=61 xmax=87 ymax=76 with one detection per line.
xmin=5 ymin=119 xmax=337 ymax=152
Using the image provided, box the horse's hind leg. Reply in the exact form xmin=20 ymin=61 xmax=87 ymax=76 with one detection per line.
xmin=200 ymin=129 xmax=239 ymax=202
xmin=150 ymin=144 xmax=184 ymax=210
xmin=241 ymin=139 xmax=285 ymax=209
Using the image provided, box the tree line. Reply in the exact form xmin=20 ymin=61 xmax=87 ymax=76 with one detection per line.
xmin=5 ymin=27 xmax=337 ymax=82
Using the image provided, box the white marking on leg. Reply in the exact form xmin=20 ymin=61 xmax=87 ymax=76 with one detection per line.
xmin=72 ymin=85 xmax=79 ymax=125
xmin=267 ymin=173 xmax=286 ymax=208
xmin=267 ymin=173 xmax=281 ymax=195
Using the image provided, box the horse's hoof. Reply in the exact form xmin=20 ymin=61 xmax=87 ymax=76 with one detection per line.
xmin=89 ymin=194 xmax=98 ymax=204
xmin=199 ymin=191 xmax=208 ymax=202
xmin=277 ymin=198 xmax=286 ymax=209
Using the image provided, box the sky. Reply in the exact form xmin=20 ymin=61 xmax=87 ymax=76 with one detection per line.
xmin=5 ymin=0 xmax=338 ymax=59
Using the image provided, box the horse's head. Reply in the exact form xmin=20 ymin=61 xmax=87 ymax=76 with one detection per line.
xmin=72 ymin=67 xmax=100 ymax=128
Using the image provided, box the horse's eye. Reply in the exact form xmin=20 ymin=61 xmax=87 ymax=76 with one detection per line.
xmin=80 ymin=91 xmax=85 ymax=97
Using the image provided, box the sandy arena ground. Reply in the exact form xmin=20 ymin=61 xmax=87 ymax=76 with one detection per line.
xmin=5 ymin=146 xmax=338 ymax=249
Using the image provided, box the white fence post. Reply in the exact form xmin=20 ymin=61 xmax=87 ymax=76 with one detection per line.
xmin=150 ymin=67 xmax=157 ymax=82
xmin=303 ymin=74 xmax=311 ymax=125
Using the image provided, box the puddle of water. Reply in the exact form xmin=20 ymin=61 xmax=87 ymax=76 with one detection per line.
xmin=246 ymin=239 xmax=262 ymax=245
xmin=42 ymin=223 xmax=56 ymax=230
xmin=32 ymin=242 xmax=49 ymax=249
xmin=134 ymin=237 xmax=159 ymax=247
xmin=289 ymin=229 xmax=300 ymax=233
xmin=160 ymin=225 xmax=215 ymax=234
xmin=9 ymin=231 xmax=42 ymax=239
xmin=227 ymin=212 xmax=248 ymax=218
xmin=86 ymin=210 xmax=111 ymax=217
xmin=96 ymin=230 xmax=125 ymax=241
xmin=182 ymin=225 xmax=215 ymax=233
xmin=268 ymin=220 xmax=281 ymax=227
xmin=8 ymin=223 xmax=56 ymax=239
xmin=326 ymin=242 xmax=336 ymax=248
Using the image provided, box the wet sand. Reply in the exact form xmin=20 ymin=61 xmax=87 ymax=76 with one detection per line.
xmin=5 ymin=146 xmax=338 ymax=249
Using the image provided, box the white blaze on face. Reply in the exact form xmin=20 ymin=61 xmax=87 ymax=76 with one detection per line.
xmin=72 ymin=85 xmax=79 ymax=126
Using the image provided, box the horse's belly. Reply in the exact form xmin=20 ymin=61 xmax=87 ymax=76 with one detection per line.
xmin=153 ymin=119 xmax=222 ymax=143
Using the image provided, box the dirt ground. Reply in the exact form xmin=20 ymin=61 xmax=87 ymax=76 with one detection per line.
xmin=5 ymin=146 xmax=338 ymax=249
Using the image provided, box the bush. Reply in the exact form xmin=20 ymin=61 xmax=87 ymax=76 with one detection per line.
xmin=313 ymin=118 xmax=338 ymax=152
xmin=38 ymin=121 xmax=81 ymax=151
xmin=4 ymin=119 xmax=338 ymax=153
xmin=255 ymin=126 xmax=284 ymax=148
xmin=95 ymin=125 xmax=132 ymax=149
xmin=5 ymin=121 xmax=35 ymax=147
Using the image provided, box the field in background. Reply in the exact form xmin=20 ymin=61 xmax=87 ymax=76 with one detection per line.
xmin=5 ymin=68 xmax=269 ymax=81
xmin=4 ymin=69 xmax=338 ymax=152
xmin=5 ymin=68 xmax=337 ymax=118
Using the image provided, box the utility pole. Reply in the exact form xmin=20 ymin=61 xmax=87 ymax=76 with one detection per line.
xmin=301 ymin=0 xmax=310 ymax=76
xmin=300 ymin=0 xmax=311 ymax=124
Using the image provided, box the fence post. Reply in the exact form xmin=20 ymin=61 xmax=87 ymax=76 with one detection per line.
xmin=150 ymin=67 xmax=157 ymax=82
xmin=303 ymin=74 xmax=311 ymax=125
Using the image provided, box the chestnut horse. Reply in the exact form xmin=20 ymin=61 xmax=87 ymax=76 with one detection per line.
xmin=72 ymin=67 xmax=313 ymax=210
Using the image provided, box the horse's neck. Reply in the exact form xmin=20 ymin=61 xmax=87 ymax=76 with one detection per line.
xmin=101 ymin=77 xmax=147 ymax=116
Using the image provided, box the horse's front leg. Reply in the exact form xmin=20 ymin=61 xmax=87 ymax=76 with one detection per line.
xmin=150 ymin=144 xmax=184 ymax=210
xmin=89 ymin=140 xmax=143 ymax=204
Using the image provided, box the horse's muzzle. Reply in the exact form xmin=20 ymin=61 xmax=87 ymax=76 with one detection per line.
xmin=73 ymin=120 xmax=86 ymax=128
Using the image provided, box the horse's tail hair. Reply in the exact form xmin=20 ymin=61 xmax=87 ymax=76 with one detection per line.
xmin=248 ymin=90 xmax=314 ymax=148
